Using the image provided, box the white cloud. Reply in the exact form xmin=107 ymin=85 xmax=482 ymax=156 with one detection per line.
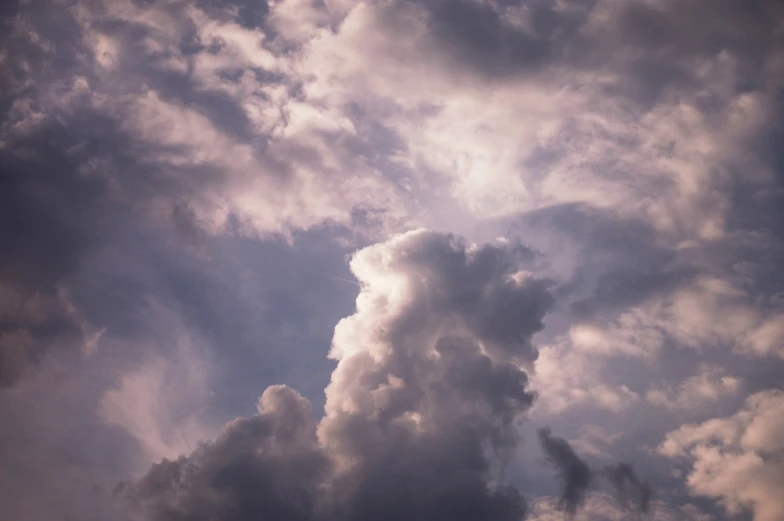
xmin=659 ymin=390 xmax=784 ymax=521
xmin=530 ymin=339 xmax=641 ymax=416
xmin=646 ymin=365 xmax=742 ymax=412
xmin=528 ymin=492 xmax=715 ymax=521
xmin=568 ymin=425 xmax=622 ymax=459
xmin=99 ymin=306 xmax=216 ymax=466
xmin=295 ymin=1 xmax=782 ymax=244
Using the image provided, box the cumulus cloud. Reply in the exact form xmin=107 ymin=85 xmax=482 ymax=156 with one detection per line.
xmin=530 ymin=334 xmax=642 ymax=416
xmin=528 ymin=492 xmax=713 ymax=521
xmin=4 ymin=0 xmax=415 ymax=241
xmin=298 ymin=0 xmax=784 ymax=243
xmin=124 ymin=230 xmax=553 ymax=521
xmin=575 ymin=274 xmax=784 ymax=360
xmin=3 ymin=1 xmax=784 ymax=520
xmin=646 ymin=365 xmax=742 ymax=413
xmin=659 ymin=390 xmax=784 ymax=521
xmin=123 ymin=384 xmax=328 ymax=521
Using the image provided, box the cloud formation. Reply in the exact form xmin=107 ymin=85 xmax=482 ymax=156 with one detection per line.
xmin=0 ymin=120 xmax=107 ymax=385
xmin=2 ymin=0 xmax=784 ymax=520
xmin=660 ymin=390 xmax=784 ymax=521
xmin=536 ymin=427 xmax=654 ymax=519
xmin=538 ymin=427 xmax=594 ymax=516
xmin=125 ymin=230 xmax=553 ymax=520
xmin=602 ymin=463 xmax=652 ymax=516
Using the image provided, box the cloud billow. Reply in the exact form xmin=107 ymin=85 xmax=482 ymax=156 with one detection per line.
xmin=2 ymin=0 xmax=784 ymax=520
xmin=124 ymin=230 xmax=553 ymax=521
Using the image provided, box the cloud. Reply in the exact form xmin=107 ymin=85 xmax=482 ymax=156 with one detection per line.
xmin=99 ymin=305 xmax=216 ymax=465
xmin=298 ymin=0 xmax=784 ymax=244
xmin=537 ymin=427 xmax=594 ymax=516
xmin=659 ymin=390 xmax=784 ymax=521
xmin=65 ymin=0 xmax=414 ymax=238
xmin=0 ymin=118 xmax=110 ymax=385
xmin=528 ymin=492 xmax=714 ymax=521
xmin=2 ymin=1 xmax=784 ymax=521
xmin=602 ymin=463 xmax=652 ymax=516
xmin=646 ymin=365 xmax=742 ymax=413
xmin=536 ymin=428 xmax=658 ymax=519
xmin=123 ymin=384 xmax=328 ymax=521
xmin=567 ymin=426 xmax=622 ymax=459
xmin=530 ymin=336 xmax=642 ymax=416
xmin=125 ymin=230 xmax=554 ymax=521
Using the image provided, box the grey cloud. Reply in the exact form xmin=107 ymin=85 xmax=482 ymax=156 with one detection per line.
xmin=603 ymin=463 xmax=652 ymax=516
xmin=2 ymin=1 xmax=783 ymax=520
xmin=126 ymin=230 xmax=554 ymax=521
xmin=537 ymin=427 xmax=593 ymax=516
xmin=124 ymin=385 xmax=328 ymax=521
xmin=195 ymin=0 xmax=271 ymax=31
xmin=375 ymin=0 xmax=783 ymax=107
xmin=0 ymin=123 xmax=111 ymax=385
xmin=537 ymin=427 xmax=656 ymax=519
xmin=417 ymin=0 xmax=585 ymax=77
xmin=0 ymin=287 xmax=88 ymax=386
xmin=2 ymin=0 xmax=413 ymax=246
xmin=0 ymin=98 xmax=235 ymax=386
xmin=312 ymin=230 xmax=553 ymax=519
xmin=510 ymin=203 xmax=697 ymax=319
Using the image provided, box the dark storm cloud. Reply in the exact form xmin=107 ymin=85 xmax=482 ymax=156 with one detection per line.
xmin=0 ymin=93 xmax=235 ymax=386
xmin=537 ymin=427 xmax=593 ymax=516
xmin=0 ymin=122 xmax=111 ymax=385
xmin=124 ymin=230 xmax=554 ymax=521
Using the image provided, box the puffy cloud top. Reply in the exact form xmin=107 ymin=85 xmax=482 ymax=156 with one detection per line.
xmin=126 ymin=230 xmax=554 ymax=521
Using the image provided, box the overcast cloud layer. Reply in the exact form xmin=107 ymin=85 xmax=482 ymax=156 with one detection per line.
xmin=1 ymin=1 xmax=783 ymax=520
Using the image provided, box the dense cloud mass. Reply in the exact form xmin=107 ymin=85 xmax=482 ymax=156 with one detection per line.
xmin=1 ymin=0 xmax=784 ymax=520
xmin=125 ymin=230 xmax=551 ymax=521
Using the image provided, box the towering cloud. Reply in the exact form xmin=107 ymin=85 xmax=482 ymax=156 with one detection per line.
xmin=126 ymin=230 xmax=553 ymax=521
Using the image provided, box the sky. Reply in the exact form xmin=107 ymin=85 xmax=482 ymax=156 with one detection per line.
xmin=1 ymin=0 xmax=783 ymax=520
